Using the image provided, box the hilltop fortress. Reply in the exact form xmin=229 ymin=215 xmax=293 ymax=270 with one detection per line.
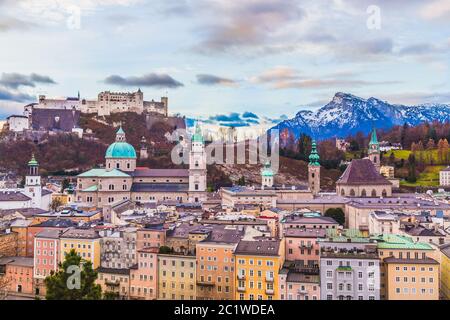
xmin=32 ymin=89 xmax=168 ymax=117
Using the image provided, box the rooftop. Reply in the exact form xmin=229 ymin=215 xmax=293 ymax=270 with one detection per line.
xmin=60 ymin=228 xmax=100 ymax=239
xmin=0 ymin=191 xmax=31 ymax=202
xmin=234 ymin=239 xmax=281 ymax=256
xmin=78 ymin=168 xmax=130 ymax=178
xmin=284 ymin=228 xmax=327 ymax=238
xmin=373 ymin=234 xmax=433 ymax=250
xmin=132 ymin=168 xmax=189 ymax=178
xmin=337 ymin=159 xmax=391 ymax=185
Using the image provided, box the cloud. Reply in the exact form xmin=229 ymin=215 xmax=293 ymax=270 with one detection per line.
xmin=0 ymin=72 xmax=56 ymax=89
xmin=193 ymin=0 xmax=305 ymax=54
xmin=0 ymin=87 xmax=34 ymax=102
xmin=379 ymin=91 xmax=450 ymax=106
xmin=104 ymin=73 xmax=184 ymax=88
xmin=251 ymin=66 xmax=299 ymax=84
xmin=421 ymin=0 xmax=450 ymax=20
xmin=399 ymin=41 xmax=450 ymax=56
xmin=252 ymin=67 xmax=399 ymax=90
xmin=196 ymin=74 xmax=237 ymax=87
xmin=0 ymin=16 xmax=35 ymax=32
xmin=242 ymin=111 xmax=259 ymax=119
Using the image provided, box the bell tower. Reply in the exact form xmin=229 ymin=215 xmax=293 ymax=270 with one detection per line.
xmin=368 ymin=128 xmax=380 ymax=171
xmin=24 ymin=154 xmax=42 ymax=208
xmin=189 ymin=123 xmax=207 ymax=203
xmin=308 ymin=140 xmax=321 ymax=196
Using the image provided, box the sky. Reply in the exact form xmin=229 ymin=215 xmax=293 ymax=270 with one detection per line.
xmin=0 ymin=0 xmax=449 ymax=123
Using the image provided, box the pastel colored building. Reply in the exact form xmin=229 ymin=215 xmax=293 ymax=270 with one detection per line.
xmin=0 ymin=257 xmax=34 ymax=296
xmin=158 ymin=253 xmax=196 ymax=300
xmin=136 ymin=225 xmax=167 ymax=251
xmin=9 ymin=219 xmax=32 ymax=257
xmin=279 ymin=265 xmax=320 ymax=300
xmin=196 ymin=228 xmax=242 ymax=300
xmin=284 ymin=228 xmax=326 ymax=267
xmin=130 ymin=247 xmax=159 ymax=300
xmin=375 ymin=234 xmax=439 ymax=300
xmin=26 ymin=219 xmax=77 ymax=257
xmin=97 ymin=268 xmax=130 ymax=299
xmin=234 ymin=239 xmax=285 ymax=300
xmin=33 ymin=229 xmax=63 ymax=296
xmin=60 ymin=228 xmax=101 ymax=269
xmin=440 ymin=244 xmax=450 ymax=299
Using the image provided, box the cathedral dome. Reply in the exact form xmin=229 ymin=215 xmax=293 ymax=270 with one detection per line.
xmin=105 ymin=127 xmax=137 ymax=159
xmin=105 ymin=142 xmax=137 ymax=159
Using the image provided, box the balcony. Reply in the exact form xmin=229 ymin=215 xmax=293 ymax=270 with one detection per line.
xmin=299 ymin=243 xmax=313 ymax=249
xmin=237 ymin=286 xmax=246 ymax=292
xmin=265 ymin=289 xmax=274 ymax=295
xmin=105 ymin=279 xmax=120 ymax=286
xmin=297 ymin=288 xmax=307 ymax=294
xmin=237 ymin=274 xmax=246 ymax=280
xmin=196 ymin=280 xmax=215 ymax=287
xmin=265 ymin=276 xmax=274 ymax=282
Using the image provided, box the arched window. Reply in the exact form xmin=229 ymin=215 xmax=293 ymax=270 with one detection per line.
xmin=371 ymin=189 xmax=377 ymax=197
xmin=382 ymin=189 xmax=387 ymax=197
xmin=340 ymin=189 xmax=345 ymax=196
xmin=373 ymin=156 xmax=377 ymax=164
xmin=350 ymin=189 xmax=355 ymax=197
xmin=361 ymin=189 xmax=367 ymax=197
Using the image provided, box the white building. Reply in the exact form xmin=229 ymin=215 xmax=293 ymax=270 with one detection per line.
xmin=440 ymin=167 xmax=450 ymax=186
xmin=368 ymin=211 xmax=400 ymax=235
xmin=6 ymin=115 xmax=29 ymax=132
xmin=0 ymin=155 xmax=52 ymax=211
xmin=34 ymin=90 xmax=168 ymax=117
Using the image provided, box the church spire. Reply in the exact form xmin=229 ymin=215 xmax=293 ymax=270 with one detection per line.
xmin=308 ymin=140 xmax=320 ymax=166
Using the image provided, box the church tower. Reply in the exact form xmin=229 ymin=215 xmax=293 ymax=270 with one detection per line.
xmin=368 ymin=128 xmax=380 ymax=171
xmin=24 ymin=154 xmax=42 ymax=209
xmin=261 ymin=161 xmax=274 ymax=188
xmin=308 ymin=140 xmax=321 ymax=196
xmin=189 ymin=123 xmax=207 ymax=203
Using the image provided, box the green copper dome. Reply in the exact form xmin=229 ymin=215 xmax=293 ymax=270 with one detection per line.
xmin=192 ymin=122 xmax=204 ymax=143
xmin=105 ymin=127 xmax=137 ymax=159
xmin=370 ymin=128 xmax=379 ymax=145
xmin=261 ymin=161 xmax=274 ymax=177
xmin=28 ymin=154 xmax=38 ymax=166
xmin=308 ymin=140 xmax=320 ymax=166
xmin=105 ymin=142 xmax=137 ymax=159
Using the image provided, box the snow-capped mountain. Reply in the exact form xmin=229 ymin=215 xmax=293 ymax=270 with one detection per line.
xmin=273 ymin=92 xmax=450 ymax=140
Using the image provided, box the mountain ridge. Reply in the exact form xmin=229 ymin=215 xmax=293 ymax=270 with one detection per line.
xmin=273 ymin=92 xmax=450 ymax=140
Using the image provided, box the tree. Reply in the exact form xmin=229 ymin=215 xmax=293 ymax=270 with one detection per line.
xmin=50 ymin=198 xmax=63 ymax=212
xmin=44 ymin=249 xmax=102 ymax=300
xmin=324 ymin=208 xmax=345 ymax=226
xmin=407 ymin=153 xmax=417 ymax=183
xmin=158 ymin=246 xmax=172 ymax=254
xmin=61 ymin=179 xmax=70 ymax=193
xmin=237 ymin=176 xmax=246 ymax=186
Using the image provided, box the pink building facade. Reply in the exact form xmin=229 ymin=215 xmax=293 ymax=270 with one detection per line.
xmin=130 ymin=247 xmax=159 ymax=300
xmin=284 ymin=229 xmax=326 ymax=267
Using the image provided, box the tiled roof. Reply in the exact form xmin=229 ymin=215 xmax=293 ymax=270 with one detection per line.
xmin=36 ymin=229 xmax=65 ymax=239
xmin=0 ymin=191 xmax=31 ymax=202
xmin=383 ymin=257 xmax=439 ymax=265
xmin=131 ymin=183 xmax=188 ymax=192
xmin=0 ymin=256 xmax=34 ymax=267
xmin=337 ymin=159 xmax=391 ymax=185
xmin=60 ymin=228 xmax=100 ymax=239
xmin=33 ymin=219 xmax=77 ymax=228
xmin=78 ymin=168 xmax=130 ymax=178
xmin=441 ymin=244 xmax=450 ymax=258
xmin=374 ymin=234 xmax=433 ymax=250
xmin=132 ymin=168 xmax=189 ymax=178
xmin=284 ymin=228 xmax=327 ymax=238
xmin=235 ymin=239 xmax=281 ymax=256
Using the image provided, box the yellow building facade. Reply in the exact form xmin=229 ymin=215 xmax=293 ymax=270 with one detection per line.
xmin=157 ymin=254 xmax=196 ymax=300
xmin=440 ymin=244 xmax=450 ymax=300
xmin=234 ymin=240 xmax=285 ymax=300
xmin=375 ymin=234 xmax=439 ymax=300
xmin=59 ymin=229 xmax=101 ymax=269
